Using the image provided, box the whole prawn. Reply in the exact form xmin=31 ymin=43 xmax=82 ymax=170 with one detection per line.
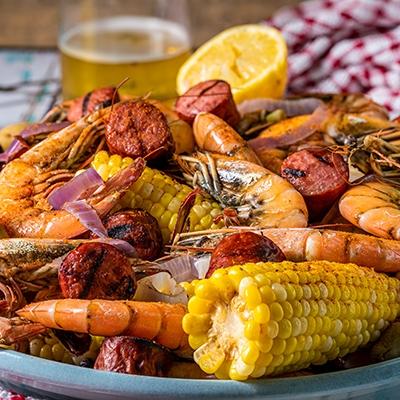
xmin=0 ymin=109 xmax=145 ymax=239
xmin=176 ymin=227 xmax=400 ymax=273
xmin=176 ymin=152 xmax=308 ymax=228
xmin=16 ymin=299 xmax=189 ymax=354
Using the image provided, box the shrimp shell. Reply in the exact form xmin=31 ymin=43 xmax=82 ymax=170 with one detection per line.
xmin=176 ymin=152 xmax=308 ymax=228
xmin=339 ymin=180 xmax=400 ymax=240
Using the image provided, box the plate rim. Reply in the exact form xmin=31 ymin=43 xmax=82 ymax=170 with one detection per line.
xmin=1 ymin=349 xmax=400 ymax=399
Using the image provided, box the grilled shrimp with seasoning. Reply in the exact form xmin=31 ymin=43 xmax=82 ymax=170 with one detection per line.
xmin=176 ymin=152 xmax=308 ymax=228
xmin=0 ymin=108 xmax=145 ymax=239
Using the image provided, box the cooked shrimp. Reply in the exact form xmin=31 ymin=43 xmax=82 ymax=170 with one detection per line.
xmin=193 ymin=113 xmax=261 ymax=164
xmin=0 ymin=110 xmax=145 ymax=239
xmin=17 ymin=299 xmax=188 ymax=352
xmin=176 ymin=152 xmax=308 ymax=228
xmin=339 ymin=180 xmax=400 ymax=240
xmin=177 ymin=227 xmax=400 ymax=273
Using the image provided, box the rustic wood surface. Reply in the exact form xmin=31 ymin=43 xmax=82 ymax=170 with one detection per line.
xmin=0 ymin=0 xmax=302 ymax=48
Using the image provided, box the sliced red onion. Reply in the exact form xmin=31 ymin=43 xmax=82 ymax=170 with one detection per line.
xmin=63 ymin=200 xmax=108 ymax=238
xmin=0 ymin=137 xmax=29 ymax=163
xmin=237 ymin=98 xmax=323 ymax=117
xmin=63 ymin=200 xmax=136 ymax=257
xmin=48 ymin=168 xmax=104 ymax=210
xmin=20 ymin=121 xmax=71 ymax=139
xmin=92 ymin=238 xmax=137 ymax=258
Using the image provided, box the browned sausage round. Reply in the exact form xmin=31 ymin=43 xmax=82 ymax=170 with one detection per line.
xmin=94 ymin=337 xmax=174 ymax=377
xmin=67 ymin=87 xmax=119 ymax=122
xmin=175 ymin=80 xmax=240 ymax=127
xmin=207 ymin=232 xmax=285 ymax=277
xmin=105 ymin=100 xmax=174 ymax=160
xmin=99 ymin=209 xmax=163 ymax=261
xmin=59 ymin=242 xmax=135 ymax=300
xmin=281 ymin=148 xmax=349 ymax=221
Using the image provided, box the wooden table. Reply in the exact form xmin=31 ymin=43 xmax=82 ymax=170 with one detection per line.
xmin=0 ymin=0 xmax=302 ymax=48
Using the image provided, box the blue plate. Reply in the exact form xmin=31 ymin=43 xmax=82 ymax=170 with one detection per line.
xmin=0 ymin=349 xmax=399 ymax=400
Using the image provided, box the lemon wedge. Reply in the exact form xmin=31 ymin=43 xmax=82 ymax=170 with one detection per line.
xmin=177 ymin=24 xmax=288 ymax=103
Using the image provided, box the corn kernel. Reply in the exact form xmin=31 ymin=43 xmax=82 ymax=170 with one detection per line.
xmin=251 ymin=365 xmax=267 ymax=378
xmin=256 ymin=336 xmax=273 ymax=353
xmin=182 ymin=313 xmax=210 ymax=334
xmin=39 ymin=344 xmax=53 ymax=360
xmin=52 ymin=344 xmax=65 ymax=361
xmin=188 ymin=296 xmax=213 ymax=314
xmin=269 ymin=302 xmax=284 ymax=322
xmin=244 ymin=285 xmax=262 ymax=309
xmin=269 ymin=339 xmax=285 ymax=355
xmin=272 ymin=283 xmax=287 ymax=302
xmin=241 ymin=341 xmax=260 ymax=364
xmin=229 ymin=365 xmax=249 ymax=381
xmin=193 ymin=282 xmax=217 ymax=302
xmin=189 ymin=334 xmax=209 ymax=350
xmin=245 ymin=319 xmax=260 ymax=340
xmin=260 ymin=285 xmax=276 ymax=303
xmin=278 ymin=319 xmax=292 ymax=339
xmin=253 ymin=304 xmax=270 ymax=324
xmin=195 ymin=343 xmax=225 ymax=375
xmin=29 ymin=338 xmax=44 ymax=357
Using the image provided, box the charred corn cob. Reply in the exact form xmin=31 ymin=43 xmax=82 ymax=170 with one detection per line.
xmin=182 ymin=261 xmax=400 ymax=380
xmin=29 ymin=334 xmax=103 ymax=365
xmin=92 ymin=151 xmax=223 ymax=242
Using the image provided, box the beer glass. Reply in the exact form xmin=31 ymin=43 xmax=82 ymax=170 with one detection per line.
xmin=59 ymin=0 xmax=191 ymax=100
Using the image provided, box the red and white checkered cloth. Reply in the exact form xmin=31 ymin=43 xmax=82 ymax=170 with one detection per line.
xmin=268 ymin=0 xmax=400 ymax=116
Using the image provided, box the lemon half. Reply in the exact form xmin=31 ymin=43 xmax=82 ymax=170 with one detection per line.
xmin=177 ymin=24 xmax=288 ymax=103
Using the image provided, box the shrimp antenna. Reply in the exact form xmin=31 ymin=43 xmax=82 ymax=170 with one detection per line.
xmin=111 ymin=77 xmax=130 ymax=113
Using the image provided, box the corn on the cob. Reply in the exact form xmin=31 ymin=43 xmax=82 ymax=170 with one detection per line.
xmin=92 ymin=151 xmax=223 ymax=242
xmin=29 ymin=334 xmax=103 ymax=365
xmin=182 ymin=261 xmax=400 ymax=380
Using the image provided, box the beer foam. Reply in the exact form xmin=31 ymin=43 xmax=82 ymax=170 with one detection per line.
xmin=59 ymin=16 xmax=190 ymax=63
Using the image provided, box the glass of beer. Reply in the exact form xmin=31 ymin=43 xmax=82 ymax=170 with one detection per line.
xmin=59 ymin=0 xmax=191 ymax=100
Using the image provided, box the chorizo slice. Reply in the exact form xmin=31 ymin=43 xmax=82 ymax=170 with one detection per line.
xmin=281 ymin=148 xmax=349 ymax=221
xmin=59 ymin=242 xmax=135 ymax=300
xmin=100 ymin=209 xmax=163 ymax=261
xmin=207 ymin=232 xmax=285 ymax=277
xmin=94 ymin=337 xmax=174 ymax=377
xmin=67 ymin=87 xmax=119 ymax=122
xmin=175 ymin=80 xmax=240 ymax=127
xmin=105 ymin=100 xmax=174 ymax=160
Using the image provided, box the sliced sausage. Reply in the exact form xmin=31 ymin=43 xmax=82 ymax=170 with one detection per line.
xmin=100 ymin=209 xmax=163 ymax=261
xmin=59 ymin=242 xmax=135 ymax=300
xmin=105 ymin=100 xmax=174 ymax=160
xmin=281 ymin=148 xmax=349 ymax=221
xmin=175 ymin=80 xmax=240 ymax=127
xmin=207 ymin=232 xmax=285 ymax=277
xmin=94 ymin=337 xmax=174 ymax=377
xmin=67 ymin=87 xmax=119 ymax=122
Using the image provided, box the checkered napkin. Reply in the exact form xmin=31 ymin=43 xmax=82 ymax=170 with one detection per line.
xmin=267 ymin=0 xmax=400 ymax=116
